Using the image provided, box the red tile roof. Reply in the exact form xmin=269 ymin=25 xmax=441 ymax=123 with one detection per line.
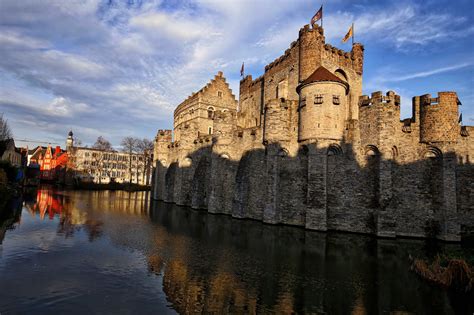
xmin=297 ymin=66 xmax=348 ymax=92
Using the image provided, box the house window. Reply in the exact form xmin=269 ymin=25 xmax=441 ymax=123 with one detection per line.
xmin=314 ymin=94 xmax=323 ymax=105
xmin=333 ymin=95 xmax=340 ymax=105
xmin=208 ymin=127 xmax=212 ymax=135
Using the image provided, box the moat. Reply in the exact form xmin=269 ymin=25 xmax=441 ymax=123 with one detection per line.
xmin=0 ymin=188 xmax=472 ymax=314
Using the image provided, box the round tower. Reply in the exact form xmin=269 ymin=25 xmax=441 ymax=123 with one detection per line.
xmin=298 ymin=24 xmax=324 ymax=82
xmin=297 ymin=66 xmax=348 ymax=142
xmin=419 ymin=92 xmax=459 ymax=143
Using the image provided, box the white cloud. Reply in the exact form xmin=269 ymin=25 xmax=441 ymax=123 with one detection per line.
xmin=323 ymin=4 xmax=474 ymax=48
xmin=387 ymin=63 xmax=474 ymax=82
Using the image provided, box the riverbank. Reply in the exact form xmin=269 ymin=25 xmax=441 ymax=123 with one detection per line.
xmin=72 ymin=181 xmax=151 ymax=192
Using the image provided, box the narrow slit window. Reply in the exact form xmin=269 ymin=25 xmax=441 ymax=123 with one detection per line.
xmin=300 ymin=96 xmax=306 ymax=108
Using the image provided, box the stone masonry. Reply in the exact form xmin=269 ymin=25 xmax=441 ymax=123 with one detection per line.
xmin=152 ymin=24 xmax=473 ymax=241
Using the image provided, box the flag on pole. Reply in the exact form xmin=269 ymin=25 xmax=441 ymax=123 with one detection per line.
xmin=342 ymin=24 xmax=353 ymax=43
xmin=311 ymin=6 xmax=323 ymax=27
xmin=240 ymin=62 xmax=244 ymax=77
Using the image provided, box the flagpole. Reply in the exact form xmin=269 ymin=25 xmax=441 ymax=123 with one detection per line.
xmin=321 ymin=5 xmax=323 ymax=29
xmin=352 ymin=22 xmax=354 ymax=45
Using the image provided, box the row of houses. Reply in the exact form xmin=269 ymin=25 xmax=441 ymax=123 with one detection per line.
xmin=0 ymin=132 xmax=153 ymax=186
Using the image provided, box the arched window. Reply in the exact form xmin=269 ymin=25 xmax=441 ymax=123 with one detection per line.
xmin=207 ymin=107 xmax=215 ymax=119
xmin=327 ymin=144 xmax=343 ymax=156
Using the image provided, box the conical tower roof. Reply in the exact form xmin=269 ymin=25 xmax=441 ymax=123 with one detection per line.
xmin=297 ymin=66 xmax=348 ymax=92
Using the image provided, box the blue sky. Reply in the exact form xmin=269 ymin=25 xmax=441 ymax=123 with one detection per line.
xmin=0 ymin=0 xmax=473 ymax=148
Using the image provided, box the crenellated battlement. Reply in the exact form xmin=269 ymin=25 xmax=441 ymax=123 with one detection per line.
xmin=359 ymin=91 xmax=401 ymax=107
xmin=264 ymin=40 xmax=299 ymax=73
xmin=156 ymin=129 xmax=172 ymax=142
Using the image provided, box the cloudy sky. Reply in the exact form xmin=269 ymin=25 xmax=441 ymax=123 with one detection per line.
xmin=1 ymin=0 xmax=473 ymax=148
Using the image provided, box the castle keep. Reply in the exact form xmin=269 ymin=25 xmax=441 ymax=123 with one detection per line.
xmin=152 ymin=24 xmax=473 ymax=241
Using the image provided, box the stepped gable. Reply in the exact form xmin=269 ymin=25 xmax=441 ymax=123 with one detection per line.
xmin=297 ymin=66 xmax=348 ymax=92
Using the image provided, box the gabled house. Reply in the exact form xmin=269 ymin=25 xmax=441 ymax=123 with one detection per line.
xmin=0 ymin=138 xmax=22 ymax=167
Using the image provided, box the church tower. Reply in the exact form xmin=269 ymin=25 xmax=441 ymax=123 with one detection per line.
xmin=66 ymin=130 xmax=74 ymax=151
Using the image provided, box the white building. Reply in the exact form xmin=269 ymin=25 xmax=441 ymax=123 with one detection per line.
xmin=66 ymin=131 xmax=152 ymax=185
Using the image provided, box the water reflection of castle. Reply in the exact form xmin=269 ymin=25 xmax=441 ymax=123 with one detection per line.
xmin=146 ymin=202 xmax=466 ymax=314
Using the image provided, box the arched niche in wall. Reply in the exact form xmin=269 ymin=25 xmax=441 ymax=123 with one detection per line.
xmin=391 ymin=146 xmax=399 ymax=160
xmin=158 ymin=159 xmax=167 ymax=167
xmin=327 ymin=144 xmax=343 ymax=156
xmin=278 ymin=148 xmax=289 ymax=157
xmin=364 ymin=145 xmax=381 ymax=208
xmin=423 ymin=146 xmax=443 ymax=159
xmin=421 ymin=146 xmax=443 ymax=212
xmin=181 ymin=156 xmax=192 ymax=168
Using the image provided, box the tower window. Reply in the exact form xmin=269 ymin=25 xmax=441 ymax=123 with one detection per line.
xmin=208 ymin=127 xmax=212 ymax=134
xmin=218 ymin=91 xmax=222 ymax=98
xmin=207 ymin=107 xmax=215 ymax=119
xmin=333 ymin=95 xmax=340 ymax=105
xmin=314 ymin=94 xmax=323 ymax=105
xmin=300 ymin=96 xmax=306 ymax=108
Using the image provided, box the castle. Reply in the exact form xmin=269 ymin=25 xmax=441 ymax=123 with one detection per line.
xmin=152 ymin=24 xmax=473 ymax=241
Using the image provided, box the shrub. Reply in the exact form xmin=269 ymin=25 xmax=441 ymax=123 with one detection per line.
xmin=0 ymin=160 xmax=18 ymax=182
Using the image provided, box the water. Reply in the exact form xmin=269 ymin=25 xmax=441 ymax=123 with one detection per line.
xmin=0 ymin=187 xmax=472 ymax=314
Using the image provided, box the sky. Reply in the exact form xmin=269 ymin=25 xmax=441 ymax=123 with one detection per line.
xmin=0 ymin=0 xmax=473 ymax=148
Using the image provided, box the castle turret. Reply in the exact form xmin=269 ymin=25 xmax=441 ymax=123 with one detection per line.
xmin=359 ymin=91 xmax=401 ymax=150
xmin=351 ymin=43 xmax=364 ymax=75
xmin=297 ymin=66 xmax=349 ymax=142
xmin=419 ymin=92 xmax=460 ymax=143
xmin=298 ymin=24 xmax=325 ymax=82
xmin=154 ymin=130 xmax=172 ymax=163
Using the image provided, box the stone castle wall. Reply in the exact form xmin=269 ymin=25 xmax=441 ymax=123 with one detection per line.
xmin=152 ymin=24 xmax=473 ymax=241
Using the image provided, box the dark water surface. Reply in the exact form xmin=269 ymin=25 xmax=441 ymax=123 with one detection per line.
xmin=0 ymin=188 xmax=472 ymax=314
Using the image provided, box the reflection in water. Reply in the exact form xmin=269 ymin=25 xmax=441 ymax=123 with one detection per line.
xmin=0 ymin=188 xmax=472 ymax=314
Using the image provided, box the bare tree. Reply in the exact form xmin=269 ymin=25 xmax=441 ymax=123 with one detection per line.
xmin=121 ymin=137 xmax=138 ymax=184
xmin=93 ymin=136 xmax=113 ymax=151
xmin=0 ymin=114 xmax=13 ymax=141
xmin=137 ymin=138 xmax=154 ymax=185
xmin=75 ymin=138 xmax=84 ymax=147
